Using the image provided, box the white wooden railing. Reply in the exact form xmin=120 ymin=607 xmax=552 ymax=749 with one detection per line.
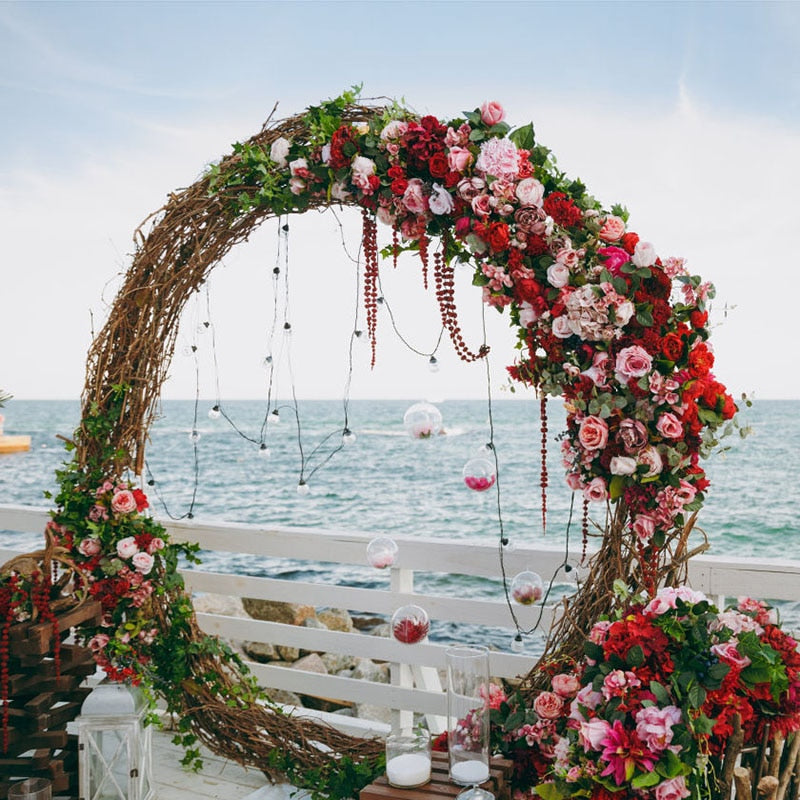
xmin=2 ymin=503 xmax=799 ymax=737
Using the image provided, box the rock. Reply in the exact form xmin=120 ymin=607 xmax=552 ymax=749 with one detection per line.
xmin=298 ymin=616 xmax=328 ymax=657
xmin=241 ymin=641 xmax=278 ymax=662
xmin=321 ymin=652 xmax=356 ymax=673
xmin=351 ymin=615 xmax=386 ymax=631
xmin=317 ymin=608 xmax=355 ymax=632
xmin=243 ymin=599 xmax=316 ymax=626
xmin=332 ymin=707 xmax=355 ymax=717
xmin=352 ymin=658 xmax=389 ymax=684
xmin=292 ymin=653 xmax=328 ymax=675
xmin=276 ymin=644 xmax=301 ymax=662
xmin=355 ymin=703 xmax=393 ymax=726
xmin=264 ymin=688 xmax=304 ymax=707
xmin=370 ymin=623 xmax=391 ymax=638
xmin=192 ymin=593 xmax=248 ymax=617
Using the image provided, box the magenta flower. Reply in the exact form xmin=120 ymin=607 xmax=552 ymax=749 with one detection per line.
xmin=599 ymin=719 xmax=657 ymax=785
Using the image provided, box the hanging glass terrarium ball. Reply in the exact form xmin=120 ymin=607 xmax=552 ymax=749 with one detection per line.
xmin=188 ymin=429 xmax=201 ymax=443
xmin=511 ymin=634 xmax=524 ymax=653
xmin=403 ymin=402 xmax=443 ymax=439
xmin=462 ymin=455 xmax=496 ymax=492
xmin=391 ymin=605 xmax=429 ymax=644
xmin=510 ymin=571 xmax=544 ymax=605
xmin=366 ymin=537 xmax=398 ymax=569
xmin=342 ymin=427 xmax=357 ymax=445
xmin=208 ymin=405 xmax=221 ymax=420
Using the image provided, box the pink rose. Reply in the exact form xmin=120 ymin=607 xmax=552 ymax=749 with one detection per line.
xmin=111 ymin=490 xmax=137 ymax=515
xmin=429 ymin=183 xmax=455 ymax=216
xmin=471 ymin=193 xmax=492 ymax=218
xmin=147 ymin=537 xmax=166 ymax=554
xmin=610 ymin=456 xmax=637 ymax=475
xmin=583 ymin=351 xmax=610 ymax=388
xmin=675 ymin=480 xmax=696 ymax=504
xmin=637 ymin=446 xmax=663 ymax=477
xmin=618 ymin=419 xmax=648 ymax=452
xmin=116 ymin=536 xmax=138 ymax=559
xmin=402 ymin=179 xmax=428 ymax=215
xmin=533 ymin=691 xmax=565 ymax=720
xmin=552 ymin=315 xmax=574 ymax=339
xmin=656 ymin=412 xmax=684 ymax=439
xmin=88 ymin=633 xmax=110 ymax=652
xmin=598 ymin=215 xmax=626 ymax=242
xmin=597 ymin=246 xmax=630 ymax=275
xmin=519 ymin=301 xmax=538 ymax=327
xmin=480 ymin=100 xmax=505 ymax=126
xmin=79 ymin=537 xmax=102 ymax=557
xmin=633 ymin=240 xmax=658 ymax=268
xmin=547 ymin=262 xmax=570 ymax=288
xmin=580 ymin=718 xmax=611 ymax=752
xmin=615 ymin=344 xmax=653 ymax=383
xmin=601 ymin=669 xmax=640 ymax=700
xmin=132 ymin=551 xmax=155 ymax=575
xmin=589 ymin=619 xmax=612 ymax=644
xmin=88 ymin=504 xmax=108 ymax=522
xmin=578 ymin=416 xmax=609 ymax=450
xmin=457 ymin=176 xmax=486 ymax=201
xmin=711 ymin=641 xmax=751 ymax=669
xmin=288 ymin=157 xmax=309 ymax=178
xmin=515 ymin=177 xmax=544 ymax=207
xmin=380 ymin=119 xmax=408 ymax=140
xmin=635 ymin=705 xmax=682 ymax=752
xmin=448 ymin=146 xmax=473 ymax=173
xmin=655 ymin=776 xmax=691 ymax=800
xmin=288 ymin=176 xmax=306 ymax=195
xmin=551 ymin=673 xmax=581 ymax=698
xmin=632 ymin=514 xmax=657 ymax=543
xmin=583 ymin=477 xmax=608 ymax=503
xmin=565 ymin=472 xmax=583 ymax=491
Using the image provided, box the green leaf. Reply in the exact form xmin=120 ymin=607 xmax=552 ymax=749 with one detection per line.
xmin=609 ymin=475 xmax=626 ymax=501
xmin=650 ymin=680 xmax=671 ymax=705
xmin=687 ymin=682 xmax=707 ymax=708
xmin=469 ymin=128 xmax=486 ymax=143
xmin=626 ymin=645 xmax=645 ymax=667
xmin=509 ymin=122 xmax=536 ymax=151
xmin=535 ymin=782 xmax=564 ymax=800
xmin=633 ymin=771 xmax=662 ymax=788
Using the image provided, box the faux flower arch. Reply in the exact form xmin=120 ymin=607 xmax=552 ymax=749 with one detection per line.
xmin=0 ymin=89 xmax=739 ymax=793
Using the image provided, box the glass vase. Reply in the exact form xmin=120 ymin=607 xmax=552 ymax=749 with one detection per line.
xmin=446 ymin=645 xmax=491 ymax=787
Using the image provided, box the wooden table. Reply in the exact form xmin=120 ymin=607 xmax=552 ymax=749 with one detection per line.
xmin=359 ymin=752 xmax=514 ymax=800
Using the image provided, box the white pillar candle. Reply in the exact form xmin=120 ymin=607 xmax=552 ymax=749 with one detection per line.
xmin=386 ymin=753 xmax=432 ymax=787
xmin=451 ymin=758 xmax=490 ymax=785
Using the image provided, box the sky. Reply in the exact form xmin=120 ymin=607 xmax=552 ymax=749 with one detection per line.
xmin=1 ymin=0 xmax=799 ymax=402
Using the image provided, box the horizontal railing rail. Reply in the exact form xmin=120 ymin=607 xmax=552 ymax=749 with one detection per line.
xmin=2 ymin=503 xmax=799 ymax=733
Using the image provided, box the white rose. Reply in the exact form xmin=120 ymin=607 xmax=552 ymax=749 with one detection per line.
xmin=269 ymin=137 xmax=291 ymax=168
xmin=321 ymin=143 xmax=331 ymax=165
xmin=515 ymin=177 xmax=544 ymax=207
xmin=632 ymin=241 xmax=657 ymax=268
xmin=614 ymin=299 xmax=635 ymax=326
xmin=547 ymin=263 xmax=571 ymax=288
xmin=289 ymin=157 xmax=308 ymax=177
xmin=116 ymin=536 xmax=138 ymax=559
xmin=552 ymin=316 xmax=574 ymax=339
xmin=330 ymin=181 xmax=350 ymax=201
xmin=610 ymin=456 xmax=637 ymax=475
xmin=351 ymin=155 xmax=375 ymax=178
xmin=519 ymin=301 xmax=538 ymax=327
xmin=429 ymin=183 xmax=455 ymax=216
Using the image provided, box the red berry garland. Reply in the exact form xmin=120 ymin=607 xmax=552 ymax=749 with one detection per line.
xmin=433 ymin=249 xmax=489 ymax=363
xmin=540 ymin=393 xmax=548 ymax=535
xmin=418 ymin=232 xmax=429 ymax=291
xmin=361 ymin=209 xmax=379 ymax=368
xmin=581 ymin=497 xmax=589 ymax=566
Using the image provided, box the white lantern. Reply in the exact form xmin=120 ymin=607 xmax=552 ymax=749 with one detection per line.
xmin=77 ymin=683 xmax=154 ymax=800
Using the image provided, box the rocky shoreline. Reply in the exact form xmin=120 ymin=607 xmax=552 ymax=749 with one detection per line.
xmin=193 ymin=594 xmax=396 ymax=725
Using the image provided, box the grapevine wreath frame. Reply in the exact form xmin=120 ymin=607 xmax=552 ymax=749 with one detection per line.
xmin=1 ymin=89 xmax=744 ymax=794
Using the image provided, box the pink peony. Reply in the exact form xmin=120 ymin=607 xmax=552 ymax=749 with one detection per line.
xmin=475 ymin=137 xmax=520 ymax=179
xmin=534 ymin=691 xmax=565 ymax=720
xmin=402 ymin=179 xmax=428 ymax=215
xmin=583 ymin=477 xmax=608 ymax=503
xmin=551 ymin=673 xmax=581 ymax=698
xmin=580 ymin=718 xmax=611 ymax=752
xmin=655 ymin=776 xmax=691 ymax=800
xmin=601 ymin=669 xmax=641 ymax=701
xmin=578 ymin=415 xmax=609 ymax=451
xmin=597 ymin=246 xmax=630 ymax=275
xmin=480 ymin=100 xmax=505 ymax=126
xmin=635 ymin=705 xmax=682 ymax=752
xmin=111 ymin=490 xmax=137 ymax=514
xmin=598 ymin=215 xmax=626 ymax=242
xmin=79 ymin=537 xmax=102 ymax=557
xmin=116 ymin=536 xmax=138 ymax=559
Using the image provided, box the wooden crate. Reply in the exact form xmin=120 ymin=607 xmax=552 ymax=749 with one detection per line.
xmin=0 ymin=600 xmax=102 ymax=800
xmin=360 ymin=752 xmax=514 ymax=800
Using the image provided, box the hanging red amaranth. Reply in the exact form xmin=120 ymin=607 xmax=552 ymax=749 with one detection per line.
xmin=418 ymin=233 xmax=429 ymax=290
xmin=581 ymin=497 xmax=589 ymax=566
xmin=361 ymin=209 xmax=379 ymax=368
xmin=433 ymin=249 xmax=489 ymax=363
xmin=540 ymin=393 xmax=548 ymax=535
xmin=392 ymin=222 xmax=400 ymax=269
xmin=31 ymin=572 xmax=61 ymax=682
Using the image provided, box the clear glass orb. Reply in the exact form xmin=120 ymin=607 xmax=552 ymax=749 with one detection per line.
xmin=391 ymin=605 xmax=429 ymax=644
xmin=510 ymin=571 xmax=544 ymax=605
xmin=188 ymin=429 xmax=201 ymax=442
xmin=462 ymin=455 xmax=496 ymax=492
xmin=208 ymin=405 xmax=221 ymax=420
xmin=258 ymin=443 xmax=270 ymax=458
xmin=366 ymin=537 xmax=398 ymax=569
xmin=269 ymin=409 xmax=280 ymax=425
xmin=511 ymin=634 xmax=524 ymax=653
xmin=428 ymin=355 xmax=439 ymax=373
xmin=342 ymin=427 xmax=357 ymax=445
xmin=402 ymin=402 xmax=443 ymax=439
xmin=297 ymin=480 xmax=310 ymax=496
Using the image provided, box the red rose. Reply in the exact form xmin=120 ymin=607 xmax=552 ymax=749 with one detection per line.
xmin=329 ymin=125 xmax=356 ymax=170
xmin=387 ymin=165 xmax=405 ymax=180
xmin=689 ymin=342 xmax=715 ymax=375
xmin=690 ymin=309 xmax=709 ymax=329
xmin=542 ymin=191 xmax=583 ymax=228
xmin=427 ymin=151 xmax=448 ymax=179
xmin=661 ymin=333 xmax=684 ymax=363
xmin=525 ymin=234 xmax=549 ymax=256
xmin=515 ymin=278 xmax=543 ymax=305
xmin=486 ymin=221 xmax=510 ymax=252
xmin=620 ymin=232 xmax=639 ymax=254
xmin=721 ymin=394 xmax=736 ymax=419
xmin=390 ymin=178 xmax=408 ymax=196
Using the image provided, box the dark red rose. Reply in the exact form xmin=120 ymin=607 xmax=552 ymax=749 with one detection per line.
xmin=526 ymin=235 xmax=549 ymax=256
xmin=486 ymin=221 xmax=510 ymax=252
xmin=387 ymin=165 xmax=405 ymax=180
xmin=542 ymin=191 xmax=583 ymax=228
xmin=427 ymin=151 xmax=448 ymax=179
xmin=444 ymin=170 xmax=461 ymax=188
xmin=661 ymin=333 xmax=684 ymax=363
xmin=689 ymin=342 xmax=715 ymax=375
xmin=620 ymin=232 xmax=640 ymax=254
xmin=329 ymin=125 xmax=356 ymax=170
xmin=515 ymin=278 xmax=543 ymax=305
xmin=390 ymin=178 xmax=408 ymax=196
xmin=455 ymin=217 xmax=472 ymax=238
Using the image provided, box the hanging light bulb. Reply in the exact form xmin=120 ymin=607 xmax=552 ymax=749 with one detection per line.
xmin=269 ymin=409 xmax=280 ymax=425
xmin=510 ymin=571 xmax=544 ymax=605
xmin=366 ymin=537 xmax=398 ymax=569
xmin=376 ymin=296 xmax=385 ymax=305
xmin=428 ymin=355 xmax=439 ymax=373
xmin=477 ymin=442 xmax=494 ymax=455
xmin=283 ymin=322 xmax=292 ymax=334
xmin=462 ymin=455 xmax=496 ymax=492
xmin=264 ymin=354 xmax=273 ymax=367
xmin=188 ymin=429 xmax=201 ymax=442
xmin=402 ymin=402 xmax=443 ymax=439
xmin=511 ymin=634 xmax=524 ymax=653
xmin=208 ymin=405 xmax=221 ymax=420
xmin=342 ymin=427 xmax=357 ymax=445
xmin=391 ymin=605 xmax=429 ymax=644
xmin=258 ymin=443 xmax=270 ymax=457
xmin=297 ymin=480 xmax=310 ymax=496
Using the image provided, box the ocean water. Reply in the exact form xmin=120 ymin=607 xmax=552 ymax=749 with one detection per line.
xmin=1 ymin=398 xmax=798 ymax=647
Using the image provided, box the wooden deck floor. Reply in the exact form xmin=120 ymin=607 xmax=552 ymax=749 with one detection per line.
xmin=152 ymin=728 xmax=309 ymax=800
